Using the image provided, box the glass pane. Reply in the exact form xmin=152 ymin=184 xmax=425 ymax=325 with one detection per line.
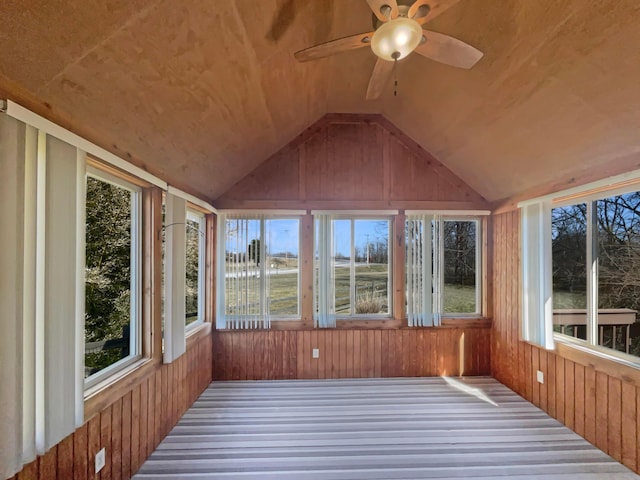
xmin=354 ymin=219 xmax=389 ymax=314
xmin=443 ymin=220 xmax=477 ymax=313
xmin=333 ymin=219 xmax=351 ymax=314
xmin=185 ymin=213 xmax=201 ymax=326
xmin=85 ymin=176 xmax=133 ymax=378
xmin=224 ymin=218 xmax=261 ymax=317
xmin=552 ymin=204 xmax=587 ymax=339
xmin=597 ymin=193 xmax=640 ymax=356
xmin=266 ymin=219 xmax=299 ymax=316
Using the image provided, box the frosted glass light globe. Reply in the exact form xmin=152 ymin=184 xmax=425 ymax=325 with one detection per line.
xmin=371 ymin=17 xmax=423 ymax=62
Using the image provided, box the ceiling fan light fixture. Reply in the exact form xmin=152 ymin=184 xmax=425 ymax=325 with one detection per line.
xmin=371 ymin=17 xmax=422 ymax=61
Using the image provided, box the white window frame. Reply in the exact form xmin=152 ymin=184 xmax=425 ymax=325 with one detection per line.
xmin=185 ymin=208 xmax=206 ymax=330
xmin=218 ymin=214 xmax=302 ymax=327
xmin=441 ymin=217 xmax=483 ymax=317
xmin=551 ymin=187 xmax=640 ymax=364
xmin=84 ymin=166 xmax=142 ymax=390
xmin=315 ymin=214 xmax=394 ymax=320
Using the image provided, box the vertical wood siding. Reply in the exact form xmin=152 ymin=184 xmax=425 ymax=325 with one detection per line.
xmin=9 ymin=333 xmax=212 ymax=480
xmin=214 ymin=115 xmax=487 ymax=208
xmin=491 ymin=210 xmax=640 ymax=474
xmin=212 ymin=327 xmax=491 ymax=381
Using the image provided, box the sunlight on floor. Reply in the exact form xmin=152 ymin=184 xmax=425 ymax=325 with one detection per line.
xmin=442 ymin=376 xmax=499 ymax=407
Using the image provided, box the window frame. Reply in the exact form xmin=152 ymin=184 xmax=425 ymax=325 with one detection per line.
xmin=315 ymin=214 xmax=394 ymax=320
xmin=185 ymin=207 xmax=206 ymax=330
xmin=220 ymin=214 xmax=302 ymax=322
xmin=84 ymin=166 xmax=143 ymax=390
xmin=552 ymin=187 xmax=640 ymax=363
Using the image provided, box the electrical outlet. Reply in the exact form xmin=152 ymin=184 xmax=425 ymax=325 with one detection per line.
xmin=536 ymin=370 xmax=544 ymax=384
xmin=95 ymin=448 xmax=106 ymax=473
xmin=312 ymin=348 xmax=320 ymax=359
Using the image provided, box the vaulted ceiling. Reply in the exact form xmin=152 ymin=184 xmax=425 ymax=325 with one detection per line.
xmin=2 ymin=0 xmax=640 ymax=204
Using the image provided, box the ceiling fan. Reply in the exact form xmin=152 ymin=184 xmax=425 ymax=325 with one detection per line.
xmin=294 ymin=0 xmax=483 ymax=100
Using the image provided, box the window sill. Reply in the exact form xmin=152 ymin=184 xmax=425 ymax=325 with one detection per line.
xmin=186 ymin=321 xmax=211 ymax=347
xmin=553 ymin=334 xmax=640 ymax=388
xmin=214 ymin=317 xmax=491 ymax=331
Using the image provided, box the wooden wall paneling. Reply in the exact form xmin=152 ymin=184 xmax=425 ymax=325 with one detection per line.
xmin=564 ymin=360 xmax=575 ymax=431
xmin=595 ymin=371 xmax=609 ymax=452
xmin=38 ymin=447 xmax=57 ymax=480
xmin=573 ymin=363 xmax=585 ymax=438
xmin=100 ymin=406 xmax=112 ymax=480
xmin=621 ymin=382 xmax=637 ymax=471
xmin=111 ymin=398 xmax=123 ymax=480
xmin=374 ymin=330 xmax=382 ymax=377
xmin=555 ymin=352 xmax=565 ymax=425
xmin=584 ymin=366 xmax=597 ymax=446
xmin=73 ymin=423 xmax=88 ymax=480
xmin=531 ymin=347 xmax=540 ymax=407
xmin=216 ymin=116 xmax=488 ymax=210
xmin=607 ymin=377 xmax=622 ymax=464
xmin=145 ymin=375 xmax=154 ymax=460
xmin=130 ymin=385 xmax=141 ymax=474
xmin=15 ymin=461 xmax=36 ymax=480
xmin=121 ymin=392 xmax=132 ymax=479
xmin=57 ymin=434 xmax=74 ymax=480
xmin=211 ymin=327 xmax=492 ymax=381
xmin=87 ymin=416 xmax=100 ymax=480
xmin=546 ymin=352 xmax=556 ymax=418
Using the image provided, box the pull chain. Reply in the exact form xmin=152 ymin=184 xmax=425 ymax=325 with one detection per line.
xmin=391 ymin=51 xmax=400 ymax=97
xmin=394 ymin=57 xmax=398 ymax=96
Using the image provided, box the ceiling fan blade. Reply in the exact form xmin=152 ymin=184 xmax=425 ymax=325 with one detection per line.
xmin=294 ymin=32 xmax=374 ymax=62
xmin=366 ymin=0 xmax=399 ymax=22
xmin=409 ymin=0 xmax=460 ymax=25
xmin=414 ymin=31 xmax=483 ymax=69
xmin=266 ymin=0 xmax=298 ymax=42
xmin=366 ymin=58 xmax=394 ymax=100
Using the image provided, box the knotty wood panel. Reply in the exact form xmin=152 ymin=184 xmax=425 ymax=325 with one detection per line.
xmin=215 ymin=115 xmax=488 ymax=209
xmin=491 ymin=210 xmax=640 ymax=474
xmin=212 ymin=327 xmax=491 ymax=381
xmin=9 ymin=332 xmax=212 ymax=480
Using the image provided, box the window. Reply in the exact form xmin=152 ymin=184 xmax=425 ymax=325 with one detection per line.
xmin=443 ymin=219 xmax=481 ymax=315
xmin=315 ymin=216 xmax=391 ymax=321
xmin=552 ymin=191 xmax=640 ymax=358
xmin=85 ymin=170 xmax=141 ymax=385
xmin=185 ymin=209 xmax=205 ymax=327
xmin=218 ymin=214 xmax=300 ymax=328
xmin=406 ymin=215 xmax=482 ymax=326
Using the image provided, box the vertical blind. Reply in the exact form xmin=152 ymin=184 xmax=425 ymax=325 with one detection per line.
xmin=0 ymin=114 xmax=84 ymax=479
xmin=521 ymin=201 xmax=555 ymax=349
xmin=216 ymin=213 xmax=272 ymax=329
xmin=163 ymin=193 xmax=187 ymax=363
xmin=314 ymin=214 xmax=337 ymax=328
xmin=406 ymin=214 xmax=443 ymax=327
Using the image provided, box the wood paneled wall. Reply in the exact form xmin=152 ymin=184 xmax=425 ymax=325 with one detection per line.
xmin=215 ymin=114 xmax=488 ymax=210
xmin=491 ymin=210 xmax=640 ymax=474
xmin=8 ymin=332 xmax=213 ymax=480
xmin=212 ymin=327 xmax=491 ymax=381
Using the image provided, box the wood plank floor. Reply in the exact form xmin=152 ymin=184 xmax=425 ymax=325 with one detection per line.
xmin=134 ymin=377 xmax=640 ymax=479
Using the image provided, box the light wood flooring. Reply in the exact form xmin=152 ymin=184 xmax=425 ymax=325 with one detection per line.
xmin=134 ymin=377 xmax=640 ymax=479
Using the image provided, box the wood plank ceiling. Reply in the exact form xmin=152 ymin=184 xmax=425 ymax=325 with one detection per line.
xmin=2 ymin=0 xmax=640 ymax=203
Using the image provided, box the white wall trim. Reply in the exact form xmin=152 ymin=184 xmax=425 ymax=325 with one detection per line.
xmin=168 ymin=185 xmax=216 ymax=213
xmin=5 ymin=100 xmax=168 ymax=190
xmin=405 ymin=209 xmax=490 ymax=216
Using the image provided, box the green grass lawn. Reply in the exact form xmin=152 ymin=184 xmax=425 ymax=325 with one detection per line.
xmin=226 ymin=262 xmax=478 ymax=316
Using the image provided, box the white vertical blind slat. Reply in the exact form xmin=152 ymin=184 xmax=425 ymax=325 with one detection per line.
xmin=406 ymin=214 xmax=441 ymax=327
xmin=217 ymin=214 xmax=272 ymax=330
